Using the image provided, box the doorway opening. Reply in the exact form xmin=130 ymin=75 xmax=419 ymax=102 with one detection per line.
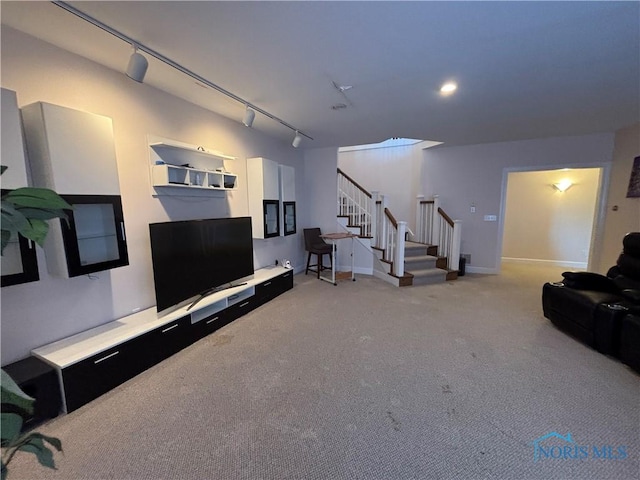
xmin=499 ymin=166 xmax=608 ymax=274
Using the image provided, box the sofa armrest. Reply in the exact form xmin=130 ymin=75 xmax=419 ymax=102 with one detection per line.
xmin=561 ymin=271 xmax=620 ymax=293
xmin=621 ymin=289 xmax=640 ymax=304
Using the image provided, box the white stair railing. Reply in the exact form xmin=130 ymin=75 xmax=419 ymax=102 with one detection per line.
xmin=382 ymin=207 xmax=406 ymax=277
xmin=337 ymin=168 xmax=372 ymax=237
xmin=416 ymin=195 xmax=433 ymax=244
xmin=373 ymin=193 xmax=385 ymax=249
xmin=416 ymin=194 xmax=462 ymax=272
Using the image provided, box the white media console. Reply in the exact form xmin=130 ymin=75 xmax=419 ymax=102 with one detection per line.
xmin=32 ymin=266 xmax=293 ymax=413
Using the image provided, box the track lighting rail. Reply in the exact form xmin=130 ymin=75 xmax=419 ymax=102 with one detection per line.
xmin=52 ymin=1 xmax=313 ymax=141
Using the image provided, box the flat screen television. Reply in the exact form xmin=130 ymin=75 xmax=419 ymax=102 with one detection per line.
xmin=149 ymin=217 xmax=254 ymax=315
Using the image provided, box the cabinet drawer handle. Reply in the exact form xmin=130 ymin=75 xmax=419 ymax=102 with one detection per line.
xmin=120 ymin=222 xmax=126 ymax=241
xmin=206 ymin=316 xmax=219 ymax=325
xmin=228 ymin=294 xmax=239 ymax=301
xmin=94 ymin=351 xmax=119 ymax=364
xmin=162 ymin=324 xmax=179 ymax=333
xmin=263 ymin=281 xmax=272 ymax=286
xmin=239 ymin=301 xmax=250 ymax=308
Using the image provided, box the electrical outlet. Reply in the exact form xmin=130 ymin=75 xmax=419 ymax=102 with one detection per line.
xmin=470 ymin=204 xmax=476 ymax=213
xmin=484 ymin=215 xmax=497 ymax=222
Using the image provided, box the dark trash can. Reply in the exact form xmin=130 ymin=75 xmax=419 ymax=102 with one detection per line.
xmin=458 ymin=256 xmax=466 ymax=276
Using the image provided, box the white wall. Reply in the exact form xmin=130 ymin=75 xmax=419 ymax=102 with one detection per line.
xmin=338 ymin=144 xmax=423 ymax=226
xmin=502 ymin=168 xmax=601 ymax=267
xmin=1 ymin=27 xmax=308 ymax=364
xmin=422 ymin=133 xmax=615 ymax=272
xmin=301 ymin=147 xmax=339 ymax=234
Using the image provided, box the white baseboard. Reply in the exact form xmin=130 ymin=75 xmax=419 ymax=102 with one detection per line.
xmin=501 ymin=257 xmax=587 ymax=269
xmin=465 ymin=266 xmax=498 ymax=274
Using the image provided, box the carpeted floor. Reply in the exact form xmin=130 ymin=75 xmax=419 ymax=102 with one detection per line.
xmin=7 ymin=264 xmax=639 ymax=480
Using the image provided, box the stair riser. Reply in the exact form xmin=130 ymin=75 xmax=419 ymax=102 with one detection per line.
xmin=411 ymin=273 xmax=447 ymax=286
xmin=405 ymin=259 xmax=437 ymax=270
xmin=404 ymin=247 xmax=428 ymax=258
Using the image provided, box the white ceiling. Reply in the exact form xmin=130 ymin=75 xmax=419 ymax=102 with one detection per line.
xmin=2 ymin=1 xmax=639 ymax=149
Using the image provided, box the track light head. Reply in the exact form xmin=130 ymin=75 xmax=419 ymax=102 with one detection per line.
xmin=242 ymin=107 xmax=255 ymax=127
xmin=126 ymin=47 xmax=148 ymax=83
xmin=292 ymin=131 xmax=302 ymax=148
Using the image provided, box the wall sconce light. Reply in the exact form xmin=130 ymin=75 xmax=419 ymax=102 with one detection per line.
xmin=242 ymin=106 xmax=255 ymax=127
xmin=126 ymin=45 xmax=148 ymax=83
xmin=552 ymin=180 xmax=573 ymax=192
xmin=292 ymin=131 xmax=302 ymax=148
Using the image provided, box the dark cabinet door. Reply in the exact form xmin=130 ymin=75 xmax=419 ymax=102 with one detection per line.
xmin=263 ymin=200 xmax=280 ymax=238
xmin=226 ymin=294 xmax=259 ymax=321
xmin=191 ymin=309 xmax=231 ymax=341
xmin=62 ymin=346 xmax=136 ymax=412
xmin=255 ymin=270 xmax=293 ymax=305
xmin=283 ymin=201 xmax=296 ymax=236
xmin=1 ymin=189 xmax=40 ymax=287
xmin=61 ymin=315 xmax=193 ymax=412
xmin=279 ymin=270 xmax=294 ymax=292
xmin=1 ymin=232 xmax=39 ymax=287
xmin=143 ymin=315 xmax=193 ymax=364
xmin=60 ymin=194 xmax=129 ymax=277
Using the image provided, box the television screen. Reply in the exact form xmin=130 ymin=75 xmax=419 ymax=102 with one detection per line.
xmin=149 ymin=217 xmax=254 ymax=315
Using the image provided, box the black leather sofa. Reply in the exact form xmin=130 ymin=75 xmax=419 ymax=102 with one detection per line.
xmin=542 ymin=232 xmax=640 ymax=372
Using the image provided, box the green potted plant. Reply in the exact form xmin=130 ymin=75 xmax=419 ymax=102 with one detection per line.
xmin=1 ymin=166 xmax=71 ymax=255
xmin=1 ymin=370 xmax=62 ymax=480
xmin=1 ymin=165 xmax=70 ymax=479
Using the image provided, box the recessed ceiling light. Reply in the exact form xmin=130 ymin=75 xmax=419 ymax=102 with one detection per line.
xmin=440 ymin=82 xmax=458 ymax=95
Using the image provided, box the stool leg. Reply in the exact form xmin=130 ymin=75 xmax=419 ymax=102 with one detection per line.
xmin=305 ymin=252 xmax=312 ymax=275
xmin=316 ymin=253 xmax=321 ymax=279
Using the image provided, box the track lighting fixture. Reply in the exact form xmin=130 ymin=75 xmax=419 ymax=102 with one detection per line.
xmin=126 ymin=45 xmax=148 ymax=83
xmin=292 ymin=131 xmax=302 ymax=148
xmin=242 ymin=106 xmax=256 ymax=127
xmin=52 ymin=1 xmax=312 ymax=142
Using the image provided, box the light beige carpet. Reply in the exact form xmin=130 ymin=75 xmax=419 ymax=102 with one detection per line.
xmin=8 ymin=264 xmax=639 ymax=479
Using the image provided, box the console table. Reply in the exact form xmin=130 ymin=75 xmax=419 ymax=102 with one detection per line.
xmin=319 ymin=232 xmax=357 ymax=285
xmin=32 ymin=266 xmax=293 ymax=413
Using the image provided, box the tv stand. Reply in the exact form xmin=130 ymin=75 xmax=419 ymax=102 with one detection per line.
xmin=186 ymin=282 xmax=248 ymax=311
xmin=32 ymin=266 xmax=293 ymax=414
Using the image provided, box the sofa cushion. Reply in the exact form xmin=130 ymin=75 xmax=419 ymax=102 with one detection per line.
xmin=561 ymin=271 xmax=620 ymax=293
xmin=622 ymin=232 xmax=640 ymax=257
xmin=616 ymin=253 xmax=640 ymax=282
xmin=543 ymin=282 xmax=623 ymax=332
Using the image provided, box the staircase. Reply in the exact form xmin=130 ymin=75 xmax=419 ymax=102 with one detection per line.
xmin=404 ymin=241 xmax=451 ymax=285
xmin=337 ymin=168 xmax=461 ymax=287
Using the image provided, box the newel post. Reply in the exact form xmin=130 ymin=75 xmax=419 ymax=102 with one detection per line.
xmin=432 ymin=194 xmax=441 ymax=252
xmin=379 ymin=194 xmax=387 ymax=250
xmin=416 ymin=195 xmax=425 ymax=244
xmin=371 ymin=190 xmax=379 ymax=247
xmin=451 ymin=220 xmax=462 ymax=271
xmin=395 ymin=221 xmax=407 ymax=277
